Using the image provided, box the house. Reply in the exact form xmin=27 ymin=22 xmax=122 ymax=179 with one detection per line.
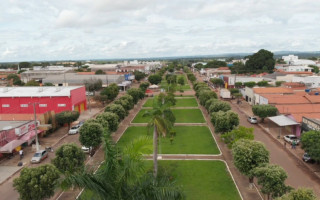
xmin=278 ymin=65 xmax=313 ymax=72
xmin=292 ymin=76 xmax=320 ymax=88
xmin=222 ymin=75 xmax=264 ymax=88
xmin=0 ymin=86 xmax=87 ymax=115
xmin=205 ymin=67 xmax=231 ymax=78
xmin=244 ymin=87 xmax=293 ymax=105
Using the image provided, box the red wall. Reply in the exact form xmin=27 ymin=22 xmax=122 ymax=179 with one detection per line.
xmin=0 ymin=87 xmax=87 ymax=114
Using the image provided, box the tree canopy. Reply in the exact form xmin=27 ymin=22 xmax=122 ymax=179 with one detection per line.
xmin=79 ymin=122 xmax=104 ymax=149
xmin=245 ymin=49 xmax=275 ymax=73
xmin=52 ymin=143 xmax=85 ymax=174
xmin=301 ymin=130 xmax=320 ymax=162
xmin=84 ymin=78 xmax=103 ymax=92
xmin=127 ymin=88 xmax=144 ymax=104
xmin=208 ymin=101 xmax=231 ymax=113
xmin=211 ymin=111 xmax=239 ymax=133
xmin=148 ymin=74 xmax=162 ymax=85
xmin=276 ymin=188 xmax=316 ymax=200
xmin=232 ymin=139 xmax=269 ymax=184
xmin=95 ymin=69 xmax=105 ymax=74
xmin=55 ymin=111 xmax=80 ymax=128
xmin=205 ymin=60 xmax=227 ymax=68
xmin=105 ymin=104 xmax=127 ymax=120
xmin=134 ymin=71 xmax=146 ymax=81
xmin=139 ymin=82 xmax=150 ymax=92
xmin=252 ymin=104 xmax=278 ymax=122
xmin=96 ymin=112 xmax=119 ymax=132
xmin=244 ymin=81 xmax=256 ymax=88
xmin=13 ymin=164 xmax=60 ymax=200
xmin=221 ymin=126 xmax=254 ymax=148
xmin=25 ymin=80 xmax=40 ymax=86
xmin=101 ymin=83 xmax=119 ymax=101
xmin=210 ymin=78 xmax=224 ymax=88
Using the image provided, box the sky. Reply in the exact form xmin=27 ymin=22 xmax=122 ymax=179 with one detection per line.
xmin=1 ymin=0 xmax=320 ymax=62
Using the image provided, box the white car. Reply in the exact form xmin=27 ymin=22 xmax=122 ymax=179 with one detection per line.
xmin=68 ymin=125 xmax=80 ymax=135
xmin=247 ymin=116 xmax=258 ymax=124
xmin=31 ymin=150 xmax=48 ymax=164
xmin=81 ymin=146 xmax=92 ymax=153
xmin=284 ymin=135 xmax=300 ymax=145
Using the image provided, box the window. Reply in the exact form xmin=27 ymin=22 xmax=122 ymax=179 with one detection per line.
xmin=20 ymin=104 xmax=28 ymax=107
xmin=58 ymin=104 xmax=66 ymax=107
xmin=2 ymin=104 xmax=10 ymax=107
xmin=39 ymin=104 xmax=47 ymax=107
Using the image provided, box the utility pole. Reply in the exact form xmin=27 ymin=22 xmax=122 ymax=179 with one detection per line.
xmin=64 ymin=73 xmax=66 ymax=86
xmin=31 ymin=103 xmax=40 ymax=151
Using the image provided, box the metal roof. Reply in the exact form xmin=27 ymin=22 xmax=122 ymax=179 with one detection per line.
xmin=268 ymin=115 xmax=299 ymax=126
xmin=0 ymin=86 xmax=83 ymax=97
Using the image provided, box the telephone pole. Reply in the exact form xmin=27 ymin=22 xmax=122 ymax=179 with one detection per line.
xmin=31 ymin=103 xmax=40 ymax=151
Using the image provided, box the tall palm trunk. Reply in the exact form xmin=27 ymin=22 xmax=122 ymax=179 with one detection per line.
xmin=153 ymin=125 xmax=158 ymax=178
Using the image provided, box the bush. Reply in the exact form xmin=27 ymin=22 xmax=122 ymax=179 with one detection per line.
xmin=148 ymin=74 xmax=162 ymax=85
xmin=199 ymin=90 xmax=217 ymax=106
xmin=96 ymin=112 xmax=119 ymax=132
xmin=211 ymin=111 xmax=239 ymax=133
xmin=105 ymin=104 xmax=126 ymax=120
xmin=208 ymin=101 xmax=231 ymax=113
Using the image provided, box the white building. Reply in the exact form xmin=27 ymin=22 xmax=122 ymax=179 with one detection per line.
xmin=282 ymin=55 xmax=299 ymax=62
xmin=281 ymin=65 xmax=313 ymax=72
xmin=292 ymin=76 xmax=320 ymax=88
xmin=290 ymin=59 xmax=316 ymax=66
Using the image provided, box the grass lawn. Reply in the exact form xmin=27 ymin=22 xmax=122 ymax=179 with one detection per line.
xmin=80 ymin=161 xmax=240 ymax=200
xmin=161 ymin=79 xmax=191 ymax=91
xmin=132 ymin=109 xmax=205 ymax=123
xmin=154 ymin=160 xmax=242 ymax=200
xmin=143 ymin=98 xmax=198 ymax=107
xmin=117 ymin=126 xmax=219 ymax=154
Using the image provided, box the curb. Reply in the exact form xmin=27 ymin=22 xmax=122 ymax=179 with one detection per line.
xmin=0 ymin=166 xmax=24 ymax=186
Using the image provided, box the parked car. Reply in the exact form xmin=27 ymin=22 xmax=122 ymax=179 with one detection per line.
xmin=68 ymin=125 xmax=80 ymax=135
xmin=247 ymin=116 xmax=258 ymax=124
xmin=302 ymin=153 xmax=315 ymax=163
xmin=284 ymin=135 xmax=300 ymax=145
xmin=81 ymin=146 xmax=92 ymax=153
xmin=31 ymin=150 xmax=48 ymax=163
xmin=78 ymin=120 xmax=85 ymax=126
xmin=86 ymin=91 xmax=94 ymax=96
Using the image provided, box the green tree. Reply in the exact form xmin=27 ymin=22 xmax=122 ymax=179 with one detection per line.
xmin=205 ymin=98 xmax=219 ymax=111
xmin=84 ymin=78 xmax=102 ymax=92
xmin=309 ymin=65 xmax=319 ymax=73
xmin=166 ymin=74 xmax=177 ymax=84
xmin=19 ymin=62 xmax=31 ymax=68
xmin=134 ymin=71 xmax=146 ymax=81
xmin=254 ymin=164 xmax=291 ymax=199
xmin=194 ymin=63 xmax=204 ymax=70
xmin=231 ymin=62 xmax=246 ymax=74
xmin=208 ymin=101 xmax=231 ymax=113
xmin=235 ymin=82 xmax=243 ymax=88
xmin=13 ymin=164 xmax=60 ymax=200
xmin=257 ymin=81 xmax=269 ymax=87
xmin=96 ymin=112 xmax=119 ymax=132
xmin=95 ymin=69 xmax=105 ymax=74
xmin=7 ymin=74 xmax=24 ymax=86
xmin=276 ymin=188 xmax=316 ymax=200
xmin=61 ymin=135 xmax=184 ymax=199
xmin=25 ymin=80 xmax=40 ymax=86
xmin=221 ymin=126 xmax=254 ymax=148
xmin=211 ymin=111 xmax=239 ymax=133
xmin=139 ymin=82 xmax=150 ymax=92
xmin=43 ymin=82 xmax=54 ymax=86
xmin=245 ymin=49 xmax=275 ymax=73
xmin=114 ymin=99 xmax=131 ymax=113
xmin=79 ymin=122 xmax=103 ymax=152
xmin=55 ymin=111 xmax=80 ymax=129
xmin=199 ymin=90 xmax=217 ymax=106
xmin=101 ymin=83 xmax=119 ymax=101
xmin=157 ymin=92 xmax=176 ymax=107
xmin=276 ymin=81 xmax=285 ymax=87
xmin=127 ymin=88 xmax=144 ymax=104
xmin=52 ymin=143 xmax=85 ymax=174
xmin=148 ymin=74 xmax=162 ymax=85
xmin=300 ymin=131 xmax=320 ymax=162
xmin=244 ymin=81 xmax=256 ymax=88
xmin=105 ymin=104 xmax=126 ymax=121
xmin=177 ymin=76 xmax=185 ymax=90
xmin=210 ymin=78 xmax=224 ymax=88
xmin=252 ymin=104 xmax=278 ymax=122
xmin=205 ymin=60 xmax=227 ymax=68
xmin=232 ymin=139 xmax=269 ymax=187
xmin=229 ymin=88 xmax=239 ymax=96
xmin=143 ymin=98 xmax=175 ymax=177
xmin=187 ymin=73 xmax=196 ymax=82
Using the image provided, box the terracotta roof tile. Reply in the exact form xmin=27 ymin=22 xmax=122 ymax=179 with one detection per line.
xmin=276 ymin=104 xmax=320 ymax=114
xmin=260 ymin=94 xmax=310 ymax=104
xmin=291 ymin=113 xmax=320 ymax=123
xmin=254 ymin=87 xmax=293 ymax=94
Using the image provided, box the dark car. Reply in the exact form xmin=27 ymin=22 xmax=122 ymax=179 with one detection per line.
xmin=302 ymin=153 xmax=315 ymax=163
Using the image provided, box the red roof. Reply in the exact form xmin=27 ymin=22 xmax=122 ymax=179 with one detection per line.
xmin=261 ymin=94 xmax=310 ymax=104
xmin=304 ymin=95 xmax=320 ymax=103
xmin=276 ymin=104 xmax=320 ymax=114
xmin=254 ymin=87 xmax=293 ymax=94
xmin=291 ymin=113 xmax=320 ymax=123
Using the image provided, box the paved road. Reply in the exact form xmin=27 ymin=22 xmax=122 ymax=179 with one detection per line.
xmin=230 ymin=102 xmax=320 ymax=197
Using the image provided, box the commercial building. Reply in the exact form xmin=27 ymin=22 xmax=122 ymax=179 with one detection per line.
xmin=0 ymin=86 xmax=86 ymax=114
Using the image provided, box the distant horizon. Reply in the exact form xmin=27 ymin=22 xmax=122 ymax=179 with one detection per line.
xmin=0 ymin=50 xmax=319 ymax=64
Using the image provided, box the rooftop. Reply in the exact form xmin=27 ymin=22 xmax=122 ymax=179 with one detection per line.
xmin=260 ymin=94 xmax=310 ymax=104
xmin=0 ymin=86 xmax=83 ymax=97
xmin=253 ymin=87 xmax=293 ymax=94
xmin=0 ymin=121 xmax=30 ymax=130
xmin=276 ymin=104 xmax=320 ymax=114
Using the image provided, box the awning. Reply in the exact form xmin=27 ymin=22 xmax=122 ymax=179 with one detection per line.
xmin=268 ymin=115 xmax=300 ymax=127
xmin=19 ymin=130 xmax=42 ymax=142
xmin=149 ymin=84 xmax=159 ymax=89
xmin=0 ymin=140 xmax=25 ymax=153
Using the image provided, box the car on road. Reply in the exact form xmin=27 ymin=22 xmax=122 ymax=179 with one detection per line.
xmin=247 ymin=116 xmax=258 ymax=124
xmin=284 ymin=135 xmax=300 ymax=145
xmin=86 ymin=91 xmax=94 ymax=96
xmin=68 ymin=125 xmax=81 ymax=135
xmin=81 ymin=146 xmax=92 ymax=153
xmin=302 ymin=153 xmax=315 ymax=163
xmin=31 ymin=150 xmax=48 ymax=163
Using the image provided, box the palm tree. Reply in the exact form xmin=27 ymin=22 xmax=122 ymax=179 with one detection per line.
xmin=61 ymin=134 xmax=183 ymax=199
xmin=143 ymin=95 xmax=175 ymax=177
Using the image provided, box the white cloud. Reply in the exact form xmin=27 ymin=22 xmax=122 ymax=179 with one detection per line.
xmin=0 ymin=0 xmax=319 ymax=62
